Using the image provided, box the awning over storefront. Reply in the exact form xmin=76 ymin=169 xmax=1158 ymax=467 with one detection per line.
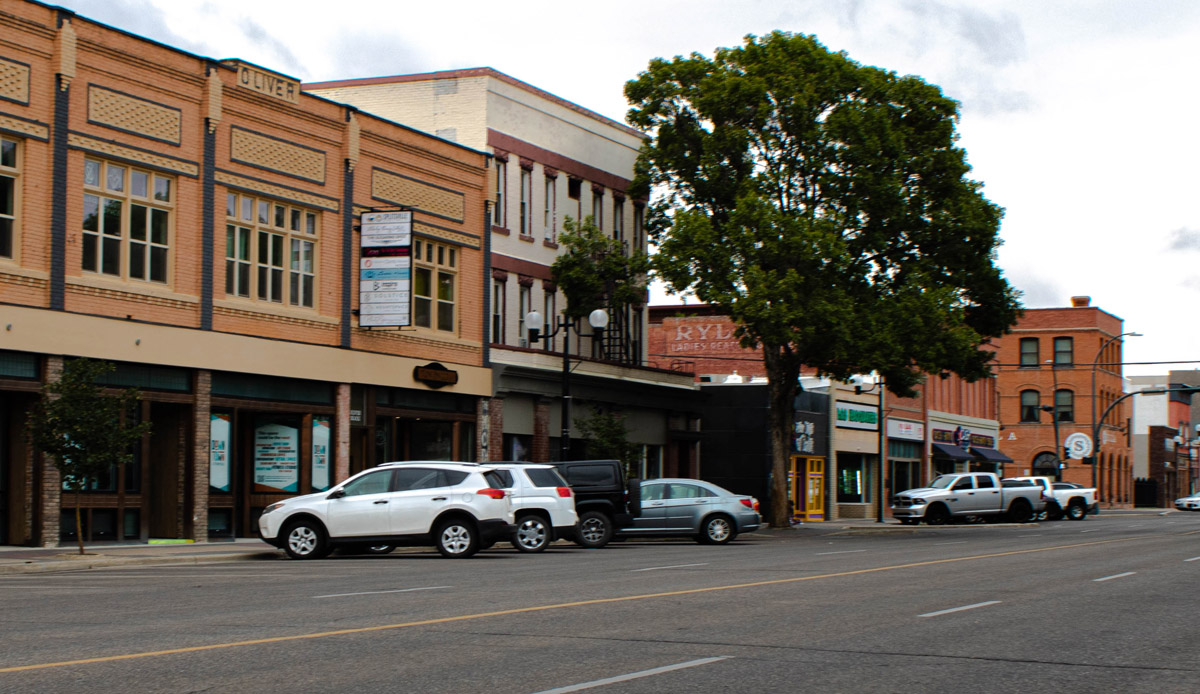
xmin=970 ymin=446 xmax=1013 ymax=463
xmin=931 ymin=442 xmax=972 ymax=461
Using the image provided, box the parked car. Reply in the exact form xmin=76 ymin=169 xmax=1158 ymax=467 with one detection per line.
xmin=616 ymin=478 xmax=761 ymax=544
xmin=1007 ymin=476 xmax=1097 ymax=520
xmin=258 ymin=462 xmax=515 ymax=559
xmin=1174 ymin=493 xmax=1200 ymax=511
xmin=891 ymin=472 xmax=1048 ymax=524
xmin=547 ymin=460 xmax=641 ymax=549
xmin=484 ymin=463 xmax=578 ymax=552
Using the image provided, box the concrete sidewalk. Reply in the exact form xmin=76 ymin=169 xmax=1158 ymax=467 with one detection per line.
xmin=0 ymin=538 xmax=280 ymax=575
xmin=0 ymin=508 xmax=1172 ymax=575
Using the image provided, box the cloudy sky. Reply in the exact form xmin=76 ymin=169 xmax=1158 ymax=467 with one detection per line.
xmin=62 ymin=0 xmax=1199 ymax=376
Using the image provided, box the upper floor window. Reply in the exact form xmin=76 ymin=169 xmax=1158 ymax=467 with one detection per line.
xmin=591 ymin=188 xmax=604 ymax=230
xmin=225 ymin=193 xmax=317 ymax=307
xmin=493 ymin=160 xmax=506 ymax=227
xmin=491 ymin=279 xmax=505 ymax=344
xmin=519 ymin=168 xmax=531 ymax=236
xmin=543 ymin=291 xmax=556 ymax=352
xmin=0 ymin=136 xmax=18 ymax=259
xmin=1020 ymin=390 xmax=1040 ymax=422
xmin=1054 ymin=337 xmax=1073 ymax=367
xmin=83 ymin=158 xmax=172 ymax=283
xmin=1019 ymin=338 xmax=1039 ymax=367
xmin=613 ymin=198 xmax=624 ymax=242
xmin=544 ymin=177 xmax=556 ymax=241
xmin=517 ymin=284 xmax=531 ymax=346
xmin=633 ymin=204 xmax=644 ymax=252
xmin=1054 ymin=389 xmax=1074 ymax=422
xmin=413 ymin=238 xmax=456 ymax=332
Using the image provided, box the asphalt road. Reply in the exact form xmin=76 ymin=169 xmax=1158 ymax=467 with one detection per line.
xmin=2 ymin=512 xmax=1200 ymax=693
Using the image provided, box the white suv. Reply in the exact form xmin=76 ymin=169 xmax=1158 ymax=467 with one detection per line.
xmin=486 ymin=463 xmax=578 ymax=552
xmin=258 ymin=462 xmax=515 ymax=559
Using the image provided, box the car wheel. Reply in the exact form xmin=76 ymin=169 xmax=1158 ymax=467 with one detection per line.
xmin=1045 ymin=502 xmax=1064 ymax=521
xmin=434 ymin=519 xmax=479 ymax=558
xmin=1065 ymin=501 xmax=1088 ymax=521
xmin=575 ymin=511 xmax=613 ymax=549
xmin=698 ymin=514 xmax=735 ymax=545
xmin=283 ymin=519 xmax=331 ymax=560
xmin=512 ymin=514 xmax=552 ymax=553
xmin=365 ymin=544 xmax=395 ymax=554
xmin=924 ymin=505 xmax=950 ymax=526
xmin=1007 ymin=498 xmax=1034 ymax=523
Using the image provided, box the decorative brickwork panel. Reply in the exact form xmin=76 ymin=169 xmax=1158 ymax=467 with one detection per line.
xmin=68 ymin=133 xmax=198 ymax=176
xmin=215 ymin=170 xmax=338 ymax=211
xmin=372 ymin=167 xmax=465 ymax=222
xmin=231 ymin=126 xmax=326 ymax=184
xmin=88 ymin=85 xmax=181 ymax=145
xmin=0 ymin=114 xmax=49 ymax=140
xmin=0 ymin=57 xmax=30 ymax=104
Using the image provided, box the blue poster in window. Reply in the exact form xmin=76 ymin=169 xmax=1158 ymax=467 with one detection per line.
xmin=312 ymin=416 xmax=330 ymax=491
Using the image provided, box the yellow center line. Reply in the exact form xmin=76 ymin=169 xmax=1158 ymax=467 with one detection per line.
xmin=0 ymin=536 xmax=1138 ymax=674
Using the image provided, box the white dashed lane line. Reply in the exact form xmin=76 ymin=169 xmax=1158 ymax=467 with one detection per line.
xmin=530 ymin=657 xmax=732 ymax=693
xmin=1093 ymin=572 xmax=1135 ymax=583
xmin=918 ymin=601 xmax=1001 ymax=618
xmin=815 ymin=550 xmax=868 ymax=556
xmin=631 ymin=563 xmax=709 ymax=572
xmin=314 ymin=586 xmax=451 ymax=599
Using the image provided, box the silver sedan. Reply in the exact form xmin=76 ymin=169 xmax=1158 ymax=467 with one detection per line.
xmin=618 ymin=478 xmax=761 ymax=544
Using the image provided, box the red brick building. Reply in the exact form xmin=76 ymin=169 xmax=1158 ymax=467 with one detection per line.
xmin=990 ymin=296 xmax=1133 ymax=507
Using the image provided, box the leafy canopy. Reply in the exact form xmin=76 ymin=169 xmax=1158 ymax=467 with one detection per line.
xmin=551 ymin=215 xmax=650 ymax=320
xmin=626 ymin=31 xmax=1021 ymax=397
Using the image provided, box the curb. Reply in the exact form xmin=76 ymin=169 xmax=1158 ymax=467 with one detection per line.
xmin=0 ymin=551 xmax=279 ymax=575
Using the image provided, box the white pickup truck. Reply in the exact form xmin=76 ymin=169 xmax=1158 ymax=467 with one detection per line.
xmin=1006 ymin=476 xmax=1097 ymax=521
xmin=891 ymin=472 xmax=1048 ymax=525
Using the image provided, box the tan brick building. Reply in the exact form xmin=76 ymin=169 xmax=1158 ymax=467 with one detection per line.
xmin=0 ymin=2 xmax=492 ymax=546
xmin=990 ymin=296 xmax=1133 ymax=507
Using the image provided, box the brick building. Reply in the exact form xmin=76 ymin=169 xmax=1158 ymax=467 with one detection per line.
xmin=308 ymin=70 xmax=701 ymax=477
xmin=990 ymin=296 xmax=1133 ymax=507
xmin=648 ymin=305 xmax=1003 ymax=521
xmin=0 ymin=2 xmax=493 ymax=546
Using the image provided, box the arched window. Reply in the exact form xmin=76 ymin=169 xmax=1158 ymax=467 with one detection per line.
xmin=1020 ymin=390 xmax=1040 ymax=422
xmin=1055 ymin=389 xmax=1074 ymax=422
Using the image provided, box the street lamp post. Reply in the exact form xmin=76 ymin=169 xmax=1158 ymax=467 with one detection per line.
xmin=525 ymin=308 xmax=609 ymax=461
xmin=1042 ymin=360 xmax=1064 ymax=481
xmin=1090 ymin=332 xmax=1141 ymax=496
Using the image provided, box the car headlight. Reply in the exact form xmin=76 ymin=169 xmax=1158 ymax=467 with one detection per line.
xmin=910 ymin=498 xmax=926 ymax=505
xmin=262 ymin=502 xmax=287 ymax=515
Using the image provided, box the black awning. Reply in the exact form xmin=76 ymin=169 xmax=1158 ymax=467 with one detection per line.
xmin=970 ymin=446 xmax=1013 ymax=463
xmin=931 ymin=442 xmax=972 ymax=461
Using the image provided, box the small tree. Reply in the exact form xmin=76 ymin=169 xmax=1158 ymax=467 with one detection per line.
xmin=28 ymin=358 xmax=150 ymax=554
xmin=551 ymin=215 xmax=650 ymax=320
xmin=576 ymin=407 xmax=642 ymax=480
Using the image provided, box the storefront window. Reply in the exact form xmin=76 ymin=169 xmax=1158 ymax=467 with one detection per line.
xmin=312 ymin=416 xmax=331 ymax=491
xmin=411 ymin=421 xmax=453 ymax=460
xmin=837 ymin=454 xmax=869 ymax=503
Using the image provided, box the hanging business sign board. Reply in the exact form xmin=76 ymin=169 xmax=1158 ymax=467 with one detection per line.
xmin=359 ymin=211 xmax=412 ymax=327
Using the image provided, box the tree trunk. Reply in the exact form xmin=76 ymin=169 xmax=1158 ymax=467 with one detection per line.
xmin=764 ymin=346 xmax=801 ymax=528
xmin=74 ymin=488 xmax=85 ymax=555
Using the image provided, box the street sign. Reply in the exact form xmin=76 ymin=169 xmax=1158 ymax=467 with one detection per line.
xmin=1064 ymin=432 xmax=1093 ymax=460
xmin=358 ymin=210 xmax=412 ymax=327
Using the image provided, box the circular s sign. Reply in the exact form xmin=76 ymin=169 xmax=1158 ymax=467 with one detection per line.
xmin=1064 ymin=432 xmax=1093 ymax=459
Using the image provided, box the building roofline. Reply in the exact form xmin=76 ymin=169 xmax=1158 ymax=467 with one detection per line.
xmin=304 ymin=67 xmax=646 ymax=140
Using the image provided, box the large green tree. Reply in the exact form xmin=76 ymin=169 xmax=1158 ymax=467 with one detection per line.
xmin=626 ymin=32 xmax=1021 ymax=527
xmin=28 ymin=358 xmax=151 ymax=554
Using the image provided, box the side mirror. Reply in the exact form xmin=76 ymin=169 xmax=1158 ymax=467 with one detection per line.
xmin=327 ymin=488 xmax=346 ymax=499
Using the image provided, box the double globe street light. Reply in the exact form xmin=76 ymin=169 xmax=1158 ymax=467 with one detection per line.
xmin=525 ymin=308 xmax=610 ymax=461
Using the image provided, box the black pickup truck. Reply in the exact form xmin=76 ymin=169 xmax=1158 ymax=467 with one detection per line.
xmin=549 ymin=460 xmax=641 ymax=549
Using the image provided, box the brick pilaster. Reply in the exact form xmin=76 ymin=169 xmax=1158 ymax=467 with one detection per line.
xmin=335 ymin=384 xmax=351 ymax=484
xmin=36 ymin=356 xmax=63 ymax=547
xmin=190 ymin=370 xmax=211 ymax=541
xmin=489 ymin=397 xmax=505 ymax=460
xmin=532 ymin=397 xmax=550 ymax=462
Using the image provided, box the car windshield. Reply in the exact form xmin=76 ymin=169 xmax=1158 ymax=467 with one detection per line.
xmin=929 ymin=476 xmax=957 ymax=489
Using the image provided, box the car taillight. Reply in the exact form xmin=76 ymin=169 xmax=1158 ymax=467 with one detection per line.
xmin=556 ymin=486 xmax=573 ymax=498
xmin=477 ymin=488 xmax=506 ymax=499
xmin=741 ymin=498 xmax=760 ymax=512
